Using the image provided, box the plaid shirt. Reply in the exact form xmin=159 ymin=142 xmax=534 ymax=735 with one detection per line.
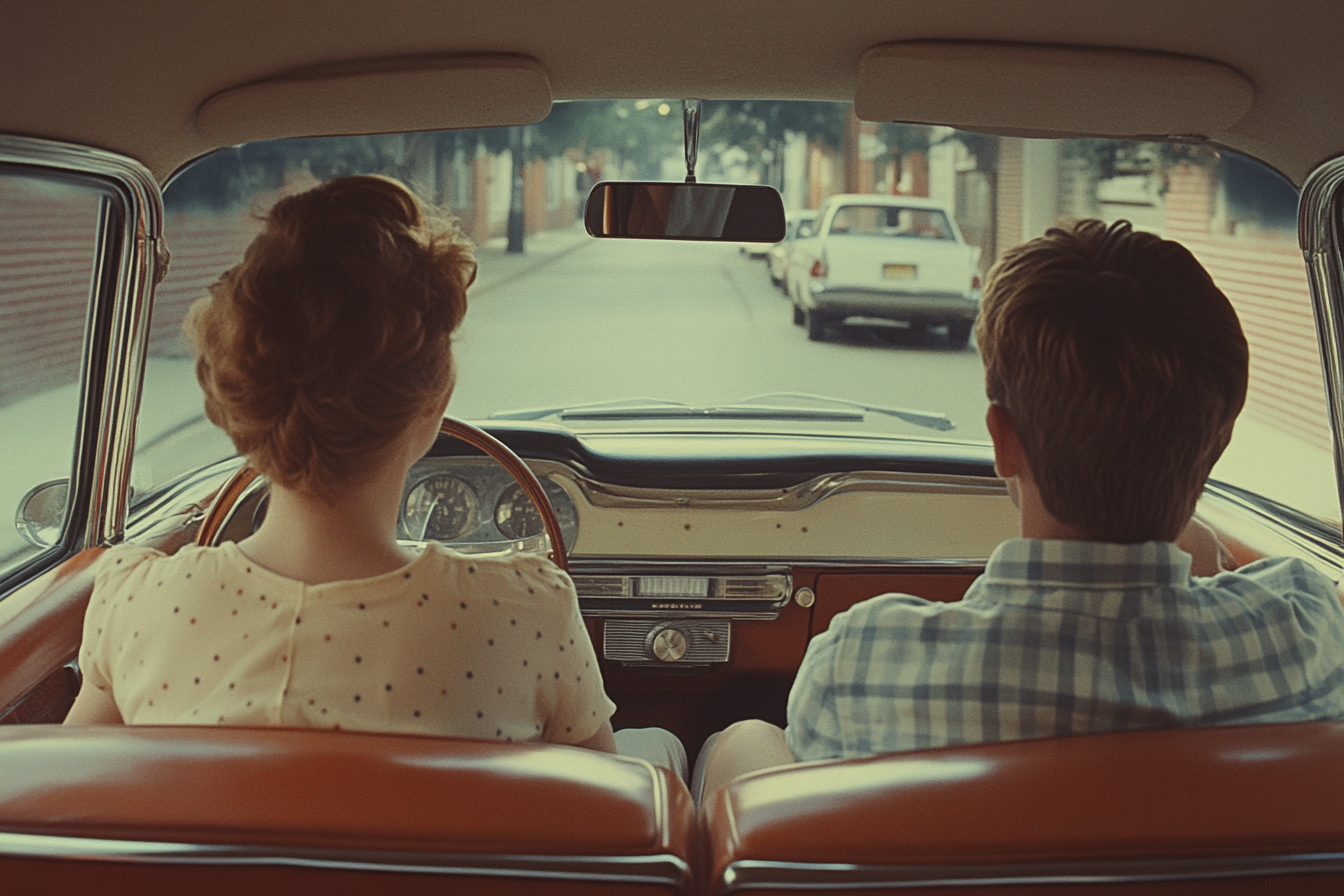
xmin=786 ymin=538 xmax=1344 ymax=760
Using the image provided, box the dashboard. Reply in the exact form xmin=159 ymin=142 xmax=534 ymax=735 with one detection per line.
xmin=223 ymin=426 xmax=1018 ymax=672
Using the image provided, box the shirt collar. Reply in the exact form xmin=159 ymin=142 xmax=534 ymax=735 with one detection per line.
xmin=979 ymin=538 xmax=1193 ymax=590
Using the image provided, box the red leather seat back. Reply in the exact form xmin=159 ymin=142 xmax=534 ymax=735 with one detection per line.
xmin=704 ymin=722 xmax=1344 ymax=895
xmin=0 ymin=725 xmax=694 ymax=895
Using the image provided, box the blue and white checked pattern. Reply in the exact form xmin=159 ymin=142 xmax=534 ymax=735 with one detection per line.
xmin=786 ymin=538 xmax=1344 ymax=760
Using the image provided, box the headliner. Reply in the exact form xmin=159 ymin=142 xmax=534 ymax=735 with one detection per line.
xmin=2 ymin=0 xmax=1341 ymax=184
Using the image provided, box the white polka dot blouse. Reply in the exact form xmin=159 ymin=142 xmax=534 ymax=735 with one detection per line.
xmin=79 ymin=541 xmax=616 ymax=744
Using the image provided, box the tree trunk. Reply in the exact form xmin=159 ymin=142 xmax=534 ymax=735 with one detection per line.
xmin=507 ymin=126 xmax=527 ymax=253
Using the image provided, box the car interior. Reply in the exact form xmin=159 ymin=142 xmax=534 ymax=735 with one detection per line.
xmin=1 ymin=2 xmax=1344 ymax=894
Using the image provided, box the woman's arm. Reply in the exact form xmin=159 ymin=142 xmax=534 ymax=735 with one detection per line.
xmin=64 ymin=680 xmax=124 ymax=724
xmin=574 ymin=719 xmax=618 ymax=753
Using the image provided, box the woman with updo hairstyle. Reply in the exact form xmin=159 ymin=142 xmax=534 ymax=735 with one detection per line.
xmin=65 ymin=176 xmax=619 ymax=755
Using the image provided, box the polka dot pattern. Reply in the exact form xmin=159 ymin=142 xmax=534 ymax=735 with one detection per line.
xmin=79 ymin=541 xmax=616 ymax=745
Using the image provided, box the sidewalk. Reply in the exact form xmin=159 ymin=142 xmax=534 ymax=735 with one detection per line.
xmin=470 ymin=222 xmax=592 ymax=296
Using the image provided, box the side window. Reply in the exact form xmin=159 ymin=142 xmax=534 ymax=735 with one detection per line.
xmin=0 ymin=171 xmax=102 ymax=577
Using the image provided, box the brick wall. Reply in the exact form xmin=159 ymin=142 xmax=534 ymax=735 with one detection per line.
xmin=994 ymin=137 xmax=1024 ymax=258
xmin=1164 ymin=163 xmax=1330 ymax=453
xmin=0 ymin=178 xmax=102 ymax=408
xmin=3 ymin=149 xmax=582 ymax=408
xmin=148 ymin=209 xmax=261 ymax=356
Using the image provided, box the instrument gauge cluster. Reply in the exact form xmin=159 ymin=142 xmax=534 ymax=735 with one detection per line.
xmin=397 ymin=458 xmax=578 ymax=552
xmin=403 ymin=474 xmax=481 ymax=541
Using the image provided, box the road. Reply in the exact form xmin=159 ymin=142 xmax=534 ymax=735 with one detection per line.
xmin=450 ymin=238 xmax=991 ymax=442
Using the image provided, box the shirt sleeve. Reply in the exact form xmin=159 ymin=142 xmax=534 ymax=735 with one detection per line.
xmin=536 ymin=565 xmax=618 ymax=745
xmin=785 ymin=612 xmax=847 ymax=760
xmin=80 ymin=544 xmax=162 ymax=695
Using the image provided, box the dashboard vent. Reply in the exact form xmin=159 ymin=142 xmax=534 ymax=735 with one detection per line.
xmin=570 ymin=575 xmax=630 ymax=598
xmin=720 ymin=577 xmax=783 ymax=598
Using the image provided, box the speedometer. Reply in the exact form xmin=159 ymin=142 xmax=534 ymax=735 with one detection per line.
xmin=494 ymin=482 xmax=546 ymax=539
xmin=403 ymin=474 xmax=480 ymax=541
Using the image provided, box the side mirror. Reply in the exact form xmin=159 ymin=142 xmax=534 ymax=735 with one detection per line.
xmin=15 ymin=479 xmax=68 ymax=548
xmin=585 ymin=182 xmax=785 ymax=243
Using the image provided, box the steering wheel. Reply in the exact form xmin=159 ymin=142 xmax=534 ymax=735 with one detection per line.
xmin=195 ymin=416 xmax=568 ymax=572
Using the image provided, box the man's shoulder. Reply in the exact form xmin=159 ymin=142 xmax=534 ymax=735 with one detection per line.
xmin=1207 ymin=554 xmax=1341 ymax=608
xmin=1226 ymin=553 xmax=1333 ymax=584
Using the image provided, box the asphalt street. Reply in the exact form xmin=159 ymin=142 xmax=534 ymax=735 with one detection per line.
xmin=450 ymin=238 xmax=993 ymax=442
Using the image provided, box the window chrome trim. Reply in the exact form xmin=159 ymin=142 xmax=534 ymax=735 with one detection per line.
xmin=1300 ymin=154 xmax=1344 ymax=534
xmin=0 ymin=831 xmax=691 ymax=890
xmin=0 ymin=135 xmax=163 ymax=555
xmin=718 ymin=853 xmax=1344 ymax=892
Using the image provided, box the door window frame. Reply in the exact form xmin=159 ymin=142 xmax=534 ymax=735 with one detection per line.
xmin=0 ymin=135 xmax=164 ymax=595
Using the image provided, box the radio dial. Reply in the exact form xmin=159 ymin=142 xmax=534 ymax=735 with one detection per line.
xmin=646 ymin=624 xmax=690 ymax=662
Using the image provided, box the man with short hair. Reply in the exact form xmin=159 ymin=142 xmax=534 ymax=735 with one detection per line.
xmin=697 ymin=219 xmax=1344 ymax=799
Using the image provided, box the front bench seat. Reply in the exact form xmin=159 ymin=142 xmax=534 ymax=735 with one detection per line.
xmin=0 ymin=725 xmax=694 ymax=895
xmin=703 ymin=721 xmax=1344 ymax=895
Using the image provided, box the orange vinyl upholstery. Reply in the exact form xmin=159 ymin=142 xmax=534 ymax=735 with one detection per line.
xmin=703 ymin=721 xmax=1344 ymax=895
xmin=0 ymin=548 xmax=103 ymax=721
xmin=0 ymin=725 xmax=695 ymax=895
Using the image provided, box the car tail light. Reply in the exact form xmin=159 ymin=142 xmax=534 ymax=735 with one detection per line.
xmin=810 ymin=259 xmax=827 ymax=278
xmin=972 ymin=274 xmax=982 ymax=289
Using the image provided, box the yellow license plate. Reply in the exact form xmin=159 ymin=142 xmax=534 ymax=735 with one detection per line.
xmin=883 ymin=264 xmax=916 ymax=279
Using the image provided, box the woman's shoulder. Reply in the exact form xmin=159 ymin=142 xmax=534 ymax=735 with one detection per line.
xmin=95 ymin=542 xmax=239 ymax=590
xmin=95 ymin=542 xmax=164 ymax=585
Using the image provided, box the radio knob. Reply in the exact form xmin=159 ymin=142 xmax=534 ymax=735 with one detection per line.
xmin=646 ymin=624 xmax=690 ymax=662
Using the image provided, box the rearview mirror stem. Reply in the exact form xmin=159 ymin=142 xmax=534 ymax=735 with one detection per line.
xmin=683 ymin=99 xmax=701 ymax=183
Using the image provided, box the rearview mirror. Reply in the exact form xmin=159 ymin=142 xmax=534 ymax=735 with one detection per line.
xmin=585 ymin=182 xmax=786 ymax=243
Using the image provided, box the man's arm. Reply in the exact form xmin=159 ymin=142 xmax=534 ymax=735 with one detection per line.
xmin=1177 ymin=516 xmax=1230 ymax=577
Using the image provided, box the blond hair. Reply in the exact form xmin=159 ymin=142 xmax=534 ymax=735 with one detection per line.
xmin=188 ymin=175 xmax=475 ymax=498
xmin=975 ymin=219 xmax=1248 ymax=543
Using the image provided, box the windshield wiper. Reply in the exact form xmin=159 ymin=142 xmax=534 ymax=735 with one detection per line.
xmin=492 ymin=398 xmax=863 ymax=423
xmin=491 ymin=394 xmax=954 ymax=431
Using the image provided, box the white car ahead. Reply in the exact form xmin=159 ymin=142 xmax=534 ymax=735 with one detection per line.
xmin=787 ymin=195 xmax=982 ymax=345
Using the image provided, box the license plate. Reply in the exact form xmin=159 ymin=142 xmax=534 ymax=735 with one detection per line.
xmin=883 ymin=264 xmax=916 ymax=279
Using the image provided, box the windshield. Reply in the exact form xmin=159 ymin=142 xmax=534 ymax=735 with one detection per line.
xmin=133 ymin=100 xmax=1337 ymax=527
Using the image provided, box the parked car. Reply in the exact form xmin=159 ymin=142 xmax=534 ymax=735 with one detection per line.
xmin=767 ymin=209 xmax=818 ymax=288
xmin=786 ymin=195 xmax=981 ymax=343
xmin=2 ymin=2 xmax=1343 ymax=894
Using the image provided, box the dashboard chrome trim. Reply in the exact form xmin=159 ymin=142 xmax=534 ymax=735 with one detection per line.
xmin=572 ymin=557 xmax=987 ymax=572
xmin=717 ymin=853 xmax=1344 ymax=892
xmin=0 ymin=831 xmax=692 ymax=889
xmin=572 ymin=563 xmax=792 ymax=619
xmin=530 ymin=462 xmax=1007 ymax=511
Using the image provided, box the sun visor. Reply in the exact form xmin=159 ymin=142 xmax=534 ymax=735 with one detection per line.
xmin=196 ymin=55 xmax=552 ymax=144
xmin=855 ymin=42 xmax=1253 ymax=140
